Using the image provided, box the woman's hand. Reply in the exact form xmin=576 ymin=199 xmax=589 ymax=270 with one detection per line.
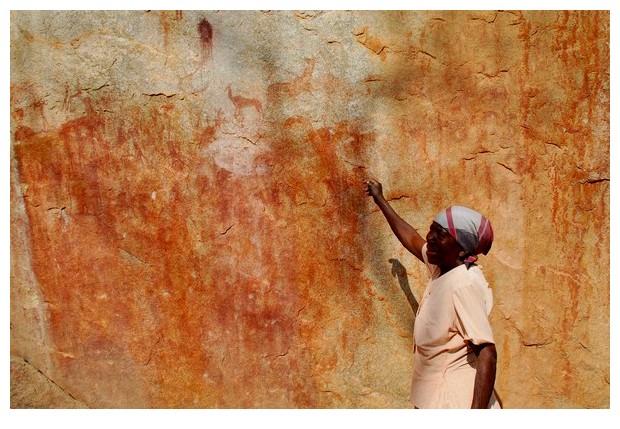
xmin=362 ymin=178 xmax=425 ymax=262
xmin=363 ymin=179 xmax=383 ymax=199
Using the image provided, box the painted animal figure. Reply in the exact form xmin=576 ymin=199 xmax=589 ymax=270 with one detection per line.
xmin=226 ymin=85 xmax=263 ymax=120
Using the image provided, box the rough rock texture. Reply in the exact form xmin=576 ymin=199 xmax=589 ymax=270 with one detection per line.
xmin=10 ymin=11 xmax=609 ymax=408
xmin=10 ymin=356 xmax=88 ymax=408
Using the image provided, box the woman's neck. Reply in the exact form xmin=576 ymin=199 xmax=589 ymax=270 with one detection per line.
xmin=439 ymin=260 xmax=464 ymax=276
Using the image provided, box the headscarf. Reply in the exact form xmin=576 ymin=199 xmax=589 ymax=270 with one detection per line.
xmin=433 ymin=205 xmax=494 ymax=265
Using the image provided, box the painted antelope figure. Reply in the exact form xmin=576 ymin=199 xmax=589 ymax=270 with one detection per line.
xmin=226 ymin=85 xmax=263 ymax=121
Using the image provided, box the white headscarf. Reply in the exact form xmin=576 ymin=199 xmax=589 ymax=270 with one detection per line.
xmin=433 ymin=206 xmax=494 ymax=264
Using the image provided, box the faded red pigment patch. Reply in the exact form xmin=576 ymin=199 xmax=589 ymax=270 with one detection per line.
xmin=514 ymin=12 xmax=609 ymax=403
xmin=14 ymin=132 xmax=153 ymax=406
xmin=255 ymin=119 xmax=376 ymax=406
xmin=13 ymin=126 xmax=35 ymax=142
xmin=158 ymin=10 xmax=183 ymax=51
xmin=197 ymin=18 xmax=213 ymax=61
xmin=13 ymin=84 xmax=379 ymax=407
xmin=13 ymin=99 xmax=215 ymax=406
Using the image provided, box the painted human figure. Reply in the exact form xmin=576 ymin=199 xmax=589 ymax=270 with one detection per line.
xmin=364 ymin=178 xmax=500 ymax=409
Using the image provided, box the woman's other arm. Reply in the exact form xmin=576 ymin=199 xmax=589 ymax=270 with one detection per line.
xmin=471 ymin=343 xmax=497 ymax=408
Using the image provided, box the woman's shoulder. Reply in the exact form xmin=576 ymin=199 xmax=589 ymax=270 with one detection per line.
xmin=450 ymin=265 xmax=489 ymax=291
xmin=450 ymin=265 xmax=493 ymax=314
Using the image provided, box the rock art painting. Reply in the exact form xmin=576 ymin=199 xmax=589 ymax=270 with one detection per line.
xmin=10 ymin=10 xmax=609 ymax=408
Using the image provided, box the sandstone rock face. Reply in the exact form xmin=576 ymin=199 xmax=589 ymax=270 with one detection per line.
xmin=10 ymin=11 xmax=609 ymax=408
xmin=10 ymin=356 xmax=88 ymax=408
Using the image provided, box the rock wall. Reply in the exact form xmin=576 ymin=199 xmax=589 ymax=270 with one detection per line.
xmin=10 ymin=10 xmax=609 ymax=408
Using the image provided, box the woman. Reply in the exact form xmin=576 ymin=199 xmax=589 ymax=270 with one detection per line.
xmin=364 ymin=178 xmax=499 ymax=409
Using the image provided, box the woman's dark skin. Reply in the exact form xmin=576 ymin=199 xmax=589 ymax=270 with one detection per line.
xmin=364 ymin=178 xmax=497 ymax=409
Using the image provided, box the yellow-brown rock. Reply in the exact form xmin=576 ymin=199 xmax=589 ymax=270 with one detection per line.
xmin=10 ymin=10 xmax=609 ymax=408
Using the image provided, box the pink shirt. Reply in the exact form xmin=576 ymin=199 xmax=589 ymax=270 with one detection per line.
xmin=410 ymin=244 xmax=500 ymax=408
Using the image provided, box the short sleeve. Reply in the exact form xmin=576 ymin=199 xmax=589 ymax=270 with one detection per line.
xmin=452 ymin=278 xmax=495 ymax=345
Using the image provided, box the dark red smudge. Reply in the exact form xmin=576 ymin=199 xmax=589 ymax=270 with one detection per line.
xmin=197 ymin=18 xmax=213 ymax=57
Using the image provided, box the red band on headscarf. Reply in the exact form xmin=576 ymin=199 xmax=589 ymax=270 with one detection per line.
xmin=477 ymin=215 xmax=493 ymax=255
xmin=446 ymin=206 xmax=457 ymax=240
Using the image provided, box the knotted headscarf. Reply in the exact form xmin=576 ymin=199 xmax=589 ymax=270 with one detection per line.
xmin=433 ymin=205 xmax=494 ymax=265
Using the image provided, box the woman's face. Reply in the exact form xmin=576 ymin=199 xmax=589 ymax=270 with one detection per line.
xmin=425 ymin=221 xmax=463 ymax=268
